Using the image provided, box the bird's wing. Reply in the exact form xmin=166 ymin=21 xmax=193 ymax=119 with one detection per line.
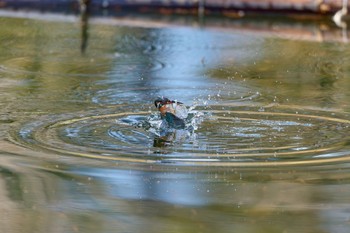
xmin=172 ymin=103 xmax=188 ymax=119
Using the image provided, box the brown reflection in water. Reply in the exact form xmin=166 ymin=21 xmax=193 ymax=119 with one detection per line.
xmin=80 ymin=0 xmax=90 ymax=54
xmin=153 ymin=130 xmax=189 ymax=148
xmin=0 ymin=172 xmax=20 ymax=233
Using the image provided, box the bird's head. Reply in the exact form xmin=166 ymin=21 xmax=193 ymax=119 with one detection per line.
xmin=154 ymin=97 xmax=171 ymax=109
xmin=154 ymin=97 xmax=172 ymax=115
xmin=154 ymin=97 xmax=183 ymax=116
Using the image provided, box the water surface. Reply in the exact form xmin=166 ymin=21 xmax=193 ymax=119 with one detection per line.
xmin=1 ymin=11 xmax=350 ymax=233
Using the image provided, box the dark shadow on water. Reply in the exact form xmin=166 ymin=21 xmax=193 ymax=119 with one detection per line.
xmin=80 ymin=0 xmax=90 ymax=54
xmin=153 ymin=136 xmax=169 ymax=148
xmin=152 ymin=130 xmax=189 ymax=148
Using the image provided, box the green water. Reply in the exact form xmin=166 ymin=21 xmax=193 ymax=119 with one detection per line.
xmin=1 ymin=11 xmax=350 ymax=233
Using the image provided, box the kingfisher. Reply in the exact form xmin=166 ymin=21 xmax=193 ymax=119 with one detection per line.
xmin=154 ymin=97 xmax=188 ymax=129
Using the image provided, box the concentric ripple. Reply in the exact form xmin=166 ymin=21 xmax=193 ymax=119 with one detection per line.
xmin=10 ymin=106 xmax=350 ymax=167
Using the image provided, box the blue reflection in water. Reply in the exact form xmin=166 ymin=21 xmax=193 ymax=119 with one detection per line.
xmin=75 ymin=168 xmax=209 ymax=206
xmin=92 ymin=27 xmax=261 ymax=105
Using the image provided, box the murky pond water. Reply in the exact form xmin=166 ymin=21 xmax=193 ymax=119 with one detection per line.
xmin=1 ymin=11 xmax=350 ymax=233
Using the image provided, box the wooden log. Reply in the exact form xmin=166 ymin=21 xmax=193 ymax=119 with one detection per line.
xmin=204 ymin=0 xmax=347 ymax=13
xmin=0 ymin=0 xmax=348 ymax=14
xmin=0 ymin=7 xmax=348 ymax=43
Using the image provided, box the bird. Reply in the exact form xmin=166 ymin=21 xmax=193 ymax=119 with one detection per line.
xmin=333 ymin=0 xmax=348 ymax=28
xmin=154 ymin=97 xmax=188 ymax=129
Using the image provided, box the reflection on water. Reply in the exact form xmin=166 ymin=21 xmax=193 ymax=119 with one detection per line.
xmin=1 ymin=11 xmax=350 ymax=233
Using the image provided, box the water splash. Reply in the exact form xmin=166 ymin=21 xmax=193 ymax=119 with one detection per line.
xmin=117 ymin=105 xmax=208 ymax=148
